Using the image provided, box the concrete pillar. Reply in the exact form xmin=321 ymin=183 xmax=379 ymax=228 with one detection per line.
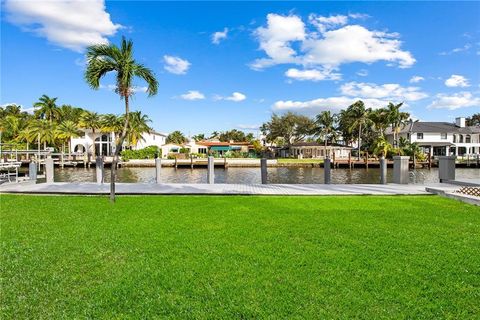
xmin=155 ymin=158 xmax=162 ymax=184
xmin=29 ymin=161 xmax=37 ymax=182
xmin=207 ymin=156 xmax=214 ymax=184
xmin=380 ymin=157 xmax=387 ymax=184
xmin=393 ymin=156 xmax=409 ymax=184
xmin=45 ymin=157 xmax=54 ymax=184
xmin=95 ymin=156 xmax=104 ymax=184
xmin=261 ymin=158 xmax=267 ymax=184
xmin=438 ymin=156 xmax=456 ymax=182
xmin=324 ymin=157 xmax=331 ymax=184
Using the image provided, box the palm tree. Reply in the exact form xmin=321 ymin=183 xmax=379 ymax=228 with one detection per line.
xmin=101 ymin=114 xmax=124 ymax=142
xmin=56 ymin=120 xmax=82 ymax=155
xmin=372 ymin=136 xmax=393 ymax=158
xmin=79 ymin=111 xmax=102 ymax=156
xmin=34 ymin=95 xmax=61 ymax=124
xmin=314 ymin=111 xmax=338 ymax=157
xmin=387 ymin=102 xmax=409 ymax=147
xmin=28 ymin=119 xmax=57 ymax=150
xmin=85 ymin=37 xmax=158 ymax=202
xmin=369 ymin=108 xmax=390 ymax=137
xmin=348 ymin=101 xmax=373 ymax=160
xmin=124 ymin=111 xmax=151 ymax=147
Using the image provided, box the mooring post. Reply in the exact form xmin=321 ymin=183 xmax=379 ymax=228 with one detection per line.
xmin=393 ymin=156 xmax=409 ymax=184
xmin=95 ymin=156 xmax=104 ymax=184
xmin=45 ymin=156 xmax=54 ymax=184
xmin=29 ymin=161 xmax=37 ymax=183
xmin=155 ymin=158 xmax=162 ymax=184
xmin=207 ymin=156 xmax=214 ymax=184
xmin=438 ymin=156 xmax=456 ymax=183
xmin=380 ymin=156 xmax=387 ymax=184
xmin=261 ymin=158 xmax=267 ymax=184
xmin=324 ymin=157 xmax=331 ymax=184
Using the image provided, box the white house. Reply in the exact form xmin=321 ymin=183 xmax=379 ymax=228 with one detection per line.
xmin=71 ymin=129 xmax=167 ymax=156
xmin=385 ymin=117 xmax=480 ymax=157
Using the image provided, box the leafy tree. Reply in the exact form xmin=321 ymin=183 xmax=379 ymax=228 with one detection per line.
xmin=59 ymin=105 xmax=85 ymax=123
xmin=209 ymin=131 xmax=220 ymax=139
xmin=192 ymin=133 xmax=206 ymax=142
xmin=166 ymin=130 xmax=187 ymax=144
xmin=56 ymin=120 xmax=82 ymax=155
xmin=101 ymin=114 xmax=124 ymax=139
xmin=372 ymin=136 xmax=393 ymax=158
xmin=125 ymin=111 xmax=151 ymax=147
xmin=347 ymin=101 xmax=373 ymax=160
xmin=34 ymin=95 xmax=61 ymax=124
xmin=28 ymin=119 xmax=57 ymax=150
xmin=313 ymin=111 xmax=339 ymax=156
xmin=466 ymin=113 xmax=480 ymax=126
xmin=387 ymin=102 xmax=409 ymax=147
xmin=219 ymin=129 xmax=247 ymax=142
xmin=261 ymin=112 xmax=315 ymax=146
xmin=85 ymin=36 xmax=159 ymax=202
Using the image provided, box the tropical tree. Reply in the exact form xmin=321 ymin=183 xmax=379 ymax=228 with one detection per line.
xmin=56 ymin=120 xmax=82 ymax=155
xmin=219 ymin=129 xmax=247 ymax=142
xmin=347 ymin=101 xmax=373 ymax=160
xmin=372 ymin=136 xmax=393 ymax=158
xmin=209 ymin=131 xmax=219 ymax=139
xmin=34 ymin=95 xmax=61 ymax=124
xmin=59 ymin=105 xmax=85 ymax=123
xmin=192 ymin=133 xmax=206 ymax=142
xmin=261 ymin=112 xmax=315 ymax=146
xmin=124 ymin=111 xmax=151 ymax=147
xmin=466 ymin=113 xmax=480 ymax=126
xmin=314 ymin=111 xmax=338 ymax=157
xmin=101 ymin=114 xmax=124 ymax=139
xmin=28 ymin=119 xmax=57 ymax=150
xmin=387 ymin=102 xmax=409 ymax=147
xmin=85 ymin=36 xmax=158 ymax=202
xmin=79 ymin=111 xmax=102 ymax=156
xmin=369 ymin=108 xmax=390 ymax=137
xmin=166 ymin=130 xmax=187 ymax=144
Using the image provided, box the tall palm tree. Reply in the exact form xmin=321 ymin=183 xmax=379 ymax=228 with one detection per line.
xmin=314 ymin=111 xmax=338 ymax=157
xmin=348 ymin=101 xmax=373 ymax=160
xmin=124 ymin=111 xmax=151 ymax=147
xmin=85 ymin=37 xmax=158 ymax=202
xmin=369 ymin=108 xmax=390 ymax=137
xmin=387 ymin=102 xmax=409 ymax=147
xmin=34 ymin=95 xmax=61 ymax=124
xmin=56 ymin=120 xmax=82 ymax=155
xmin=79 ymin=111 xmax=102 ymax=156
xmin=101 ymin=114 xmax=124 ymax=140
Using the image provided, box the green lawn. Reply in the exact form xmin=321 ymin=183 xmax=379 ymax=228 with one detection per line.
xmin=277 ymin=158 xmax=324 ymax=164
xmin=1 ymin=195 xmax=479 ymax=319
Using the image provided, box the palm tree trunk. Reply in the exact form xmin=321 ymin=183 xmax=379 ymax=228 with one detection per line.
xmin=324 ymin=135 xmax=328 ymax=158
xmin=110 ymin=95 xmax=129 ymax=203
xmin=358 ymin=124 xmax=362 ymax=161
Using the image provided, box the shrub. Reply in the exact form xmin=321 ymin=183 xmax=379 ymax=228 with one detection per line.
xmin=121 ymin=146 xmax=160 ymax=161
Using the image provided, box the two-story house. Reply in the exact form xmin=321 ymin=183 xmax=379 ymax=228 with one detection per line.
xmin=386 ymin=117 xmax=480 ymax=157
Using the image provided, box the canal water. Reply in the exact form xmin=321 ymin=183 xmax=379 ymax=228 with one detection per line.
xmin=50 ymin=167 xmax=480 ymax=184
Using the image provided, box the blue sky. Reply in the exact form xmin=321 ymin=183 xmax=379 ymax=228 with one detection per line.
xmin=1 ymin=1 xmax=480 ymax=135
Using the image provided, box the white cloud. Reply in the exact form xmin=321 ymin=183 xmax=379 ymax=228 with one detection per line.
xmin=409 ymin=76 xmax=424 ymax=83
xmin=212 ymin=28 xmax=228 ymax=44
xmin=236 ymin=124 xmax=260 ymax=130
xmin=272 ymin=96 xmax=390 ymax=114
xmin=163 ymin=55 xmax=191 ymax=75
xmin=356 ymin=69 xmax=368 ymax=77
xmin=444 ymin=74 xmax=470 ymax=87
xmin=180 ymin=90 xmax=205 ymax=101
xmin=285 ymin=68 xmax=341 ymax=81
xmin=428 ymin=92 xmax=480 ymax=110
xmin=214 ymin=92 xmax=247 ymax=102
xmin=340 ymin=82 xmax=428 ymax=101
xmin=251 ymin=13 xmax=415 ymax=72
xmin=4 ymin=0 xmax=121 ymax=52
xmin=439 ymin=43 xmax=471 ymax=55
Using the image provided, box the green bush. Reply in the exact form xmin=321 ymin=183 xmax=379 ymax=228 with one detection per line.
xmin=121 ymin=146 xmax=160 ymax=161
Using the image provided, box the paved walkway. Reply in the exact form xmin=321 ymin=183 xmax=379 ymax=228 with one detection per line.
xmin=0 ymin=182 xmax=452 ymax=195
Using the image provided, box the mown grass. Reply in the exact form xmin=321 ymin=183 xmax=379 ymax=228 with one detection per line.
xmin=1 ymin=195 xmax=479 ymax=319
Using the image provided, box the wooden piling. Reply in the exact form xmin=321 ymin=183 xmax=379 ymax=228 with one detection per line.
xmin=365 ymin=152 xmax=369 ymax=169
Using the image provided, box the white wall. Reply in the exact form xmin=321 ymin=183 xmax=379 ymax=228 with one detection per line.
xmin=134 ymin=132 xmax=166 ymax=150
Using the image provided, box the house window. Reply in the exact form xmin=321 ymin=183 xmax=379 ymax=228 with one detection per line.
xmin=466 ymin=135 xmax=471 ymax=143
xmin=441 ymin=133 xmax=447 ymax=139
xmin=453 ymin=135 xmax=456 ymax=143
xmin=459 ymin=135 xmax=464 ymax=143
xmin=198 ymin=148 xmax=207 ymax=154
xmin=416 ymin=133 xmax=423 ymax=140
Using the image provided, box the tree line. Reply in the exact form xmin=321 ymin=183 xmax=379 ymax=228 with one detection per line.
xmin=166 ymin=129 xmax=256 ymax=145
xmin=0 ymin=94 xmax=152 ymax=155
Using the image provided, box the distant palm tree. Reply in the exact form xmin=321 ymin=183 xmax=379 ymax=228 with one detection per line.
xmin=101 ymin=114 xmax=124 ymax=140
xmin=369 ymin=108 xmax=390 ymax=137
xmin=28 ymin=119 xmax=56 ymax=150
xmin=59 ymin=105 xmax=85 ymax=123
xmin=56 ymin=120 xmax=82 ymax=155
xmin=85 ymin=37 xmax=158 ymax=202
xmin=314 ymin=111 xmax=338 ymax=157
xmin=387 ymin=102 xmax=409 ymax=147
xmin=348 ymin=101 xmax=373 ymax=160
xmin=34 ymin=95 xmax=61 ymax=124
xmin=125 ymin=111 xmax=151 ymax=147
xmin=372 ymin=136 xmax=393 ymax=158
xmin=79 ymin=111 xmax=102 ymax=156
xmin=16 ymin=125 xmax=35 ymax=151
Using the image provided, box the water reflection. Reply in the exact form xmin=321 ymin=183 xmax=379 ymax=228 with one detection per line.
xmin=52 ymin=166 xmax=480 ymax=184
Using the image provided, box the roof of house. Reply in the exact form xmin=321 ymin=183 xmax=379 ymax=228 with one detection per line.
xmin=385 ymin=122 xmax=480 ymax=134
xmin=291 ymin=142 xmax=353 ymax=148
xmin=197 ymin=141 xmax=251 ymax=146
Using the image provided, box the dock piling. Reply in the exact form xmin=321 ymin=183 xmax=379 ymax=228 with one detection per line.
xmin=438 ymin=156 xmax=456 ymax=183
xmin=380 ymin=156 xmax=387 ymax=184
xmin=324 ymin=157 xmax=331 ymax=184
xmin=95 ymin=156 xmax=104 ymax=184
xmin=207 ymin=156 xmax=214 ymax=184
xmin=29 ymin=161 xmax=37 ymax=182
xmin=155 ymin=158 xmax=162 ymax=184
xmin=393 ymin=156 xmax=409 ymax=184
xmin=45 ymin=157 xmax=54 ymax=184
xmin=261 ymin=158 xmax=267 ymax=184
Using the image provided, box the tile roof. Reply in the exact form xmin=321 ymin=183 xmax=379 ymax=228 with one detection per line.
xmin=385 ymin=122 xmax=480 ymax=134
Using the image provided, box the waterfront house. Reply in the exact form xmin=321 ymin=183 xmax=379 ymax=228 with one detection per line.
xmin=285 ymin=142 xmax=353 ymax=159
xmin=71 ymin=129 xmax=167 ymax=156
xmin=385 ymin=117 xmax=480 ymax=157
